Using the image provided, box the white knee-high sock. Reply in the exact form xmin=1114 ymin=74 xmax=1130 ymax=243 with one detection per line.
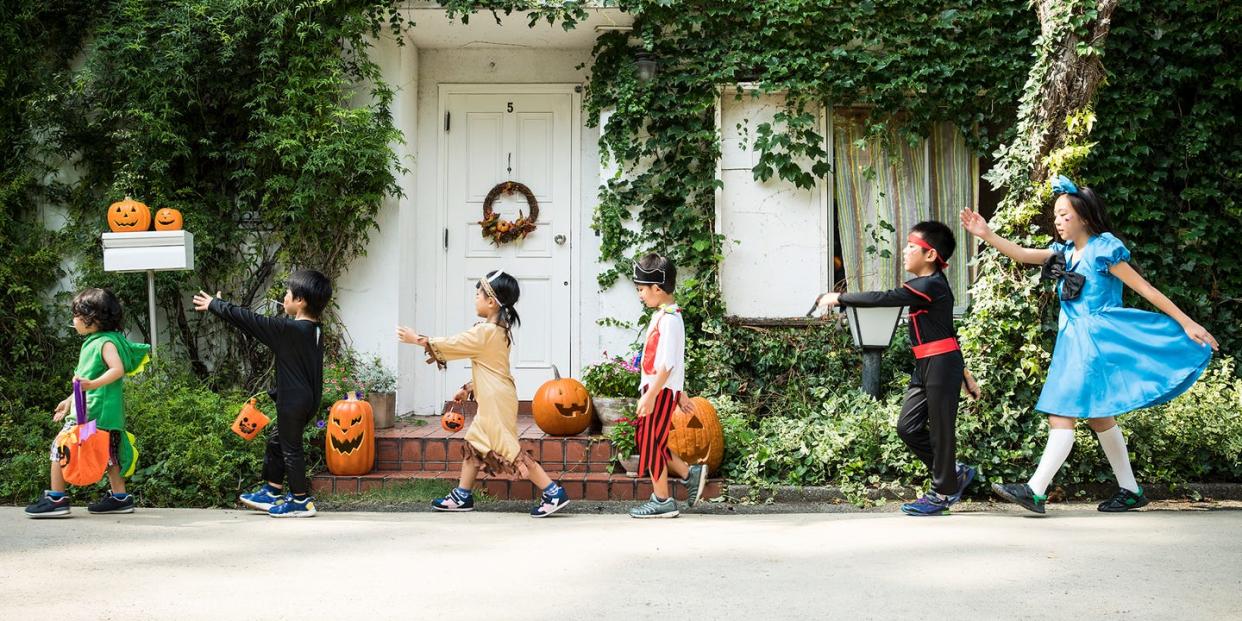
xmin=1095 ymin=425 xmax=1140 ymax=493
xmin=1028 ymin=429 xmax=1075 ymax=496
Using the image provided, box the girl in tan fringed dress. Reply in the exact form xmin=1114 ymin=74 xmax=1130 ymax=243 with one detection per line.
xmin=396 ymin=270 xmax=571 ymax=517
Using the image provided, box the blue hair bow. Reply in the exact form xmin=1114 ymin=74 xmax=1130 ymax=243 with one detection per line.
xmin=1051 ymin=174 xmax=1079 ymax=196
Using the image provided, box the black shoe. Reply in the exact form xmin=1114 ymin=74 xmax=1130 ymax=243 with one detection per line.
xmin=88 ymin=492 xmax=135 ymax=514
xmin=1097 ymin=487 xmax=1149 ymax=512
xmin=991 ymin=482 xmax=1046 ymax=515
xmin=25 ymin=492 xmax=71 ymax=519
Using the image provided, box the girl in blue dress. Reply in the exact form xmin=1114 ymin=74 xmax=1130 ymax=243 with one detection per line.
xmin=960 ymin=176 xmax=1217 ymax=514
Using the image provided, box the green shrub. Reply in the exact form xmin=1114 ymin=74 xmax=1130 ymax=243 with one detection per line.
xmin=713 ymin=357 xmax=1242 ymax=503
xmin=1 ymin=356 xmax=329 ymax=507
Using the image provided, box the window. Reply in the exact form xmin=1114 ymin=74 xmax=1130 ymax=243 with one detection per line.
xmin=716 ymin=99 xmax=978 ymax=319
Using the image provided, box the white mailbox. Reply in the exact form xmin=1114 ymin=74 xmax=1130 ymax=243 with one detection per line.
xmin=102 ymin=231 xmax=194 ymax=273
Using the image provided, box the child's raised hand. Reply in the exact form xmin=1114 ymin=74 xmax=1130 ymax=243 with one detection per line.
xmin=192 ymin=290 xmax=219 ymax=312
xmin=814 ymin=292 xmax=840 ymax=316
xmin=1183 ymin=321 xmax=1220 ymax=351
xmin=959 ymin=209 xmax=991 ymax=238
xmin=396 ymin=326 xmax=427 ymax=346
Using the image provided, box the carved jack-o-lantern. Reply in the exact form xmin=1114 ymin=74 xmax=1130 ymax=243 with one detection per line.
xmin=668 ymin=397 xmax=725 ymax=474
xmin=153 ymin=207 xmax=183 ymax=231
xmin=442 ymin=405 xmax=465 ymax=433
xmin=231 ymin=398 xmax=271 ymax=441
xmin=107 ymin=196 xmax=151 ymax=232
xmin=532 ymin=365 xmax=592 ymax=436
xmin=325 ymin=392 xmax=375 ymax=476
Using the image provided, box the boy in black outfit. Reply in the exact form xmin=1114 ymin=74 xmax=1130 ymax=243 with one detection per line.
xmin=193 ymin=269 xmax=331 ymax=518
xmin=814 ymin=221 xmax=979 ymax=516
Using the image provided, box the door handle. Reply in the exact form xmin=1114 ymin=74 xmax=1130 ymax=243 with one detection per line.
xmin=554 ymin=234 xmax=567 ymax=246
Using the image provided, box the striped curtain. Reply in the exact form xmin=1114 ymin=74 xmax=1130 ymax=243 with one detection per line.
xmin=928 ymin=123 xmax=978 ymax=305
xmin=833 ymin=111 xmax=975 ymax=304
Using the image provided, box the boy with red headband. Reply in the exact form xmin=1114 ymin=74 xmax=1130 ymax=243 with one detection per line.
xmin=815 ymin=221 xmax=979 ymax=516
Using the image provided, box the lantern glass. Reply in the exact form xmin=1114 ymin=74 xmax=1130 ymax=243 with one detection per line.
xmin=845 ymin=305 xmax=904 ymax=349
xmin=634 ymin=57 xmax=658 ymax=82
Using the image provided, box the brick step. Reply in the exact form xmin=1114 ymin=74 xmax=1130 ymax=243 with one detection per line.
xmin=375 ymin=435 xmax=615 ymax=474
xmin=372 ymin=411 xmax=615 ymax=474
xmin=312 ymin=470 xmax=724 ymax=502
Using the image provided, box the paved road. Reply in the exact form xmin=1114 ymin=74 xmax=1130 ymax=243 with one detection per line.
xmin=2 ymin=505 xmax=1239 ymax=620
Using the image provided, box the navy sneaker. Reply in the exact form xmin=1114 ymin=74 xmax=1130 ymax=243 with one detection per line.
xmin=432 ymin=487 xmax=475 ymax=512
xmin=950 ymin=464 xmax=977 ymax=502
xmin=991 ymin=482 xmax=1047 ymax=515
xmin=87 ymin=492 xmax=135 ymax=514
xmin=25 ymin=491 xmax=71 ymax=519
xmin=268 ymin=495 xmax=317 ymax=518
xmin=530 ymin=485 xmax=570 ymax=518
xmin=683 ymin=464 xmax=708 ymax=508
xmin=901 ymin=491 xmax=953 ymax=516
xmin=239 ymin=484 xmax=287 ymax=512
xmin=1098 ymin=487 xmax=1149 ymax=512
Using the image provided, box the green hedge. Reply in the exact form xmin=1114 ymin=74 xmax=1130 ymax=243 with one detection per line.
xmin=0 ymin=358 xmax=327 ymax=507
xmin=715 ymin=357 xmax=1242 ymax=502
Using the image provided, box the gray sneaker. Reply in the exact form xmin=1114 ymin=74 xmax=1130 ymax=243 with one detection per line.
xmin=684 ymin=464 xmax=707 ymax=508
xmin=629 ymin=494 xmax=679 ymax=519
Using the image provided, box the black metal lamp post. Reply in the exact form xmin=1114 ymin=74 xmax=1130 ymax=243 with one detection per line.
xmin=843 ymin=305 xmax=904 ymax=398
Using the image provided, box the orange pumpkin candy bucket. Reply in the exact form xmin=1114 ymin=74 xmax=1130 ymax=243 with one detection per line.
xmin=56 ymin=379 xmax=112 ymax=487
xmin=231 ymin=396 xmax=271 ymax=441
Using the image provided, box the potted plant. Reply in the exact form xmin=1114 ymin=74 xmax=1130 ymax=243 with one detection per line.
xmin=355 ymin=354 xmax=397 ymax=429
xmin=582 ymin=352 xmax=641 ymax=435
xmin=609 ymin=416 xmax=641 ymax=477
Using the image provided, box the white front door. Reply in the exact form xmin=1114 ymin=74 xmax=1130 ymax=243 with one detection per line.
xmin=440 ymin=88 xmax=575 ymax=400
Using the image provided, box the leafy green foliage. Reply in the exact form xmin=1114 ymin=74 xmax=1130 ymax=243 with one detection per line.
xmin=581 ymin=354 xmax=640 ymax=398
xmin=584 ymin=0 xmax=1036 ymax=335
xmin=1080 ymin=0 xmax=1242 ymax=354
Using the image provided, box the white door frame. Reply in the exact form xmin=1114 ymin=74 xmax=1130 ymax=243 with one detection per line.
xmin=434 ymin=83 xmax=583 ymax=404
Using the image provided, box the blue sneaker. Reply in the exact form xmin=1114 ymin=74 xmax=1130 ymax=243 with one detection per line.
xmin=268 ymin=495 xmax=317 ymax=518
xmin=901 ymin=492 xmax=953 ymax=516
xmin=530 ymin=485 xmax=570 ymax=518
xmin=239 ymin=484 xmax=287 ymax=512
xmin=432 ymin=487 xmax=475 ymax=512
xmin=950 ymin=464 xmax=977 ymax=502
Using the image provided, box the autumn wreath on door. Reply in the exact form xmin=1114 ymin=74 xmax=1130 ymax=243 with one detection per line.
xmin=479 ymin=181 xmax=539 ymax=246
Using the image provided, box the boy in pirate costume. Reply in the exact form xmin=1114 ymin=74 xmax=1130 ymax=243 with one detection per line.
xmin=815 ymin=221 xmax=979 ymax=516
xmin=629 ymin=253 xmax=709 ymax=518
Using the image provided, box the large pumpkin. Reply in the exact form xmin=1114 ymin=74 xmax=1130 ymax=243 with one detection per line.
xmin=668 ymin=397 xmax=725 ymax=474
xmin=325 ymin=392 xmax=375 ymax=475
xmin=532 ymin=365 xmax=592 ymax=436
xmin=153 ymin=207 xmax=183 ymax=231
xmin=107 ymin=196 xmax=151 ymax=232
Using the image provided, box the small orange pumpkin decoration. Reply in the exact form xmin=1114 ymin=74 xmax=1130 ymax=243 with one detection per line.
xmin=153 ymin=207 xmax=183 ymax=231
xmin=325 ymin=392 xmax=375 ymax=476
xmin=107 ymin=196 xmax=151 ymax=232
xmin=532 ymin=365 xmax=592 ymax=436
xmin=231 ymin=398 xmax=270 ymax=441
xmin=442 ymin=404 xmax=465 ymax=433
xmin=668 ymin=397 xmax=725 ymax=474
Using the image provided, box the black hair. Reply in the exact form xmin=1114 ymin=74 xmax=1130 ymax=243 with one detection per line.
xmin=477 ymin=270 xmax=521 ymax=346
xmin=911 ymin=221 xmax=956 ymax=265
xmin=636 ymin=253 xmax=677 ymax=293
xmin=1060 ymin=185 xmax=1113 ymax=237
xmin=287 ymin=269 xmax=332 ymax=318
xmin=72 ymin=288 xmax=124 ymax=332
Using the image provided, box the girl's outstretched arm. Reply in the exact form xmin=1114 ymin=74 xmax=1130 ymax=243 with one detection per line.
xmin=1110 ymin=262 xmax=1219 ymax=350
xmin=960 ymin=209 xmax=1053 ymax=266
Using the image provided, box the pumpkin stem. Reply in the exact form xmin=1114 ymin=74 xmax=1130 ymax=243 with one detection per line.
xmin=551 ymin=365 xmax=561 ymax=380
